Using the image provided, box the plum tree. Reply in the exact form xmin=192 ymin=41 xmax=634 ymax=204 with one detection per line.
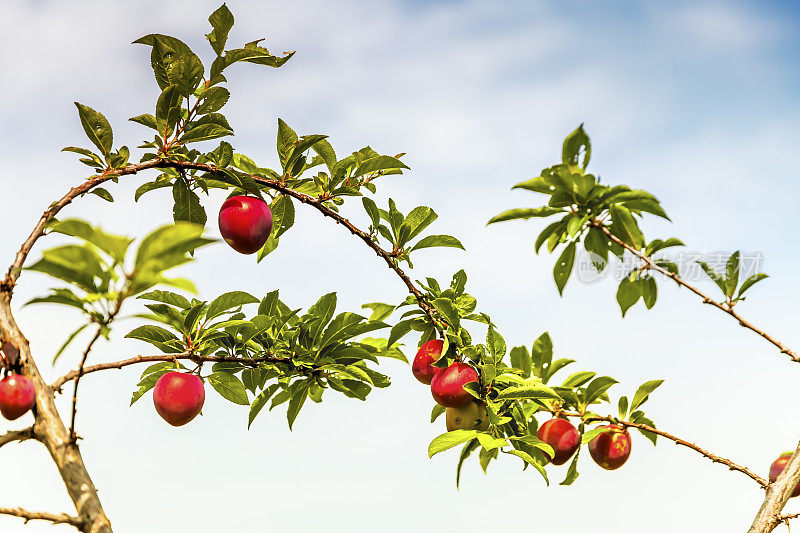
xmin=0 ymin=5 xmax=796 ymax=533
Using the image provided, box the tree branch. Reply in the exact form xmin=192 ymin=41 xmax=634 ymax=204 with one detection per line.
xmin=0 ymin=506 xmax=83 ymax=528
xmin=51 ymin=353 xmax=290 ymax=392
xmin=591 ymin=221 xmax=799 ymax=363
xmin=558 ymin=410 xmax=767 ymax=487
xmin=0 ymin=427 xmax=36 ymax=449
xmin=1 ymin=158 xmax=444 ymax=331
xmin=748 ymin=438 xmax=800 ymax=532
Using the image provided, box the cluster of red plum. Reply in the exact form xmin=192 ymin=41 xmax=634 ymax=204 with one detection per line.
xmin=413 ymin=339 xmax=630 ymax=470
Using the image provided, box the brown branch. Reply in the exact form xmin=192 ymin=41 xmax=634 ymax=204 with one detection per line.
xmin=69 ymin=293 xmax=128 ymax=442
xmin=52 ymin=353 xmax=290 ymax=392
xmin=2 ymin=158 xmax=442 ymax=330
xmin=68 ymin=324 xmax=107 ymax=442
xmin=0 ymin=506 xmax=83 ymax=528
xmin=0 ymin=427 xmax=36 ymax=449
xmin=558 ymin=410 xmax=767 ymax=487
xmin=591 ymin=221 xmax=799 ymax=363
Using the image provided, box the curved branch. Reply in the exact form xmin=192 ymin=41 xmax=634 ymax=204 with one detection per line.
xmin=591 ymin=222 xmax=798 ymax=363
xmin=1 ymin=159 xmax=168 ymax=292
xmin=2 ymin=158 xmax=443 ymax=330
xmin=52 ymin=353 xmax=290 ymax=391
xmin=0 ymin=506 xmax=83 ymax=528
xmin=0 ymin=427 xmax=36 ymax=449
xmin=559 ymin=411 xmax=767 ymax=487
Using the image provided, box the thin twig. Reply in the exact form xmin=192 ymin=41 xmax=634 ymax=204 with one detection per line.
xmin=591 ymin=221 xmax=798 ymax=362
xmin=0 ymin=506 xmax=83 ymax=528
xmin=558 ymin=410 xmax=767 ymax=487
xmin=52 ymin=353 xmax=290 ymax=392
xmin=0 ymin=427 xmax=36 ymax=449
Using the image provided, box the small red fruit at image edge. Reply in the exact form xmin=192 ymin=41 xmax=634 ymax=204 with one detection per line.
xmin=0 ymin=374 xmax=36 ymax=420
xmin=430 ymin=362 xmax=479 ymax=408
xmin=537 ymin=418 xmax=580 ymax=465
xmin=588 ymin=424 xmax=632 ymax=470
xmin=153 ymin=372 xmax=205 ymax=427
xmin=412 ymin=339 xmax=444 ymax=385
xmin=218 ymin=195 xmax=273 ymax=255
xmin=769 ymin=452 xmax=800 ymax=498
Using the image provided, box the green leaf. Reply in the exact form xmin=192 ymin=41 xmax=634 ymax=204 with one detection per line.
xmin=52 ymin=323 xmax=89 ymax=363
xmin=397 ymin=206 xmax=437 ymax=246
xmin=362 ymin=197 xmax=380 ymax=227
xmin=616 ymin=276 xmax=641 ymax=317
xmin=49 ymin=219 xmax=132 ymax=262
xmin=172 ymin=181 xmax=207 ymax=225
xmin=432 ymin=298 xmax=460 ymax=330
xmin=125 ymin=325 xmax=183 ymax=353
xmin=496 ymin=382 xmax=561 ymax=401
xmin=287 ymin=381 xmax=310 ymax=430
xmin=630 ymin=379 xmax=664 ymax=411
xmin=197 ymin=87 xmax=230 ymax=114
xmin=737 ymin=273 xmax=768 ymax=299
xmin=726 ymin=251 xmax=740 ymax=298
xmin=248 ymin=384 xmax=280 ymax=429
xmin=134 ymin=222 xmax=213 ymax=272
xmin=206 ymin=291 xmax=259 ymax=320
xmin=134 ymin=34 xmax=204 ymax=94
xmin=138 ymin=290 xmax=191 ymax=309
xmin=155 ymin=84 xmax=183 ymax=130
xmin=180 ymin=122 xmax=233 ymax=144
xmin=208 ymin=372 xmax=249 ymax=405
xmin=487 ymin=207 xmax=563 ymax=225
xmin=697 ymin=261 xmax=728 ymax=295
xmin=584 ymin=376 xmax=618 ymax=405
xmin=429 ymin=430 xmax=479 ymax=458
xmin=560 ymin=448 xmax=580 ymax=486
xmin=562 ymin=124 xmax=591 ymax=170
xmin=74 ymin=102 xmax=113 ymax=156
xmin=553 ymin=242 xmax=576 ymax=295
xmin=90 ymin=188 xmax=113 ymax=202
xmin=581 ymin=426 xmax=610 ymax=445
xmin=387 ymin=319 xmax=415 ymax=347
xmin=431 ymin=404 xmax=446 ymax=423
xmin=130 ymin=114 xmax=159 ymax=130
xmin=609 ymin=204 xmax=644 ymax=249
xmin=509 ymin=346 xmax=532 ymax=378
xmin=210 ymin=46 xmax=294 ymax=79
xmin=456 ymin=440 xmax=480 ymax=488
xmin=641 ymin=276 xmax=657 ymax=309
xmin=361 ymin=302 xmax=395 ymax=322
xmin=353 ymin=155 xmax=409 ymax=178
xmin=206 ymin=4 xmax=234 ymax=55
xmin=410 ymin=235 xmax=465 ymax=253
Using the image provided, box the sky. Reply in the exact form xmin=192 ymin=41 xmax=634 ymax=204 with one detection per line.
xmin=1 ymin=0 xmax=800 ymax=531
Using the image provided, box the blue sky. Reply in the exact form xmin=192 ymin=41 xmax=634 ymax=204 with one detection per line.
xmin=1 ymin=1 xmax=799 ymax=531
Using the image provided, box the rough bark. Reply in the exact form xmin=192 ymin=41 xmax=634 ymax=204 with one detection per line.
xmin=0 ymin=292 xmax=112 ymax=532
xmin=748 ymin=439 xmax=800 ymax=533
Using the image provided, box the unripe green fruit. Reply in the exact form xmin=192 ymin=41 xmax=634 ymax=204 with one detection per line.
xmin=446 ymin=401 xmax=490 ymax=431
